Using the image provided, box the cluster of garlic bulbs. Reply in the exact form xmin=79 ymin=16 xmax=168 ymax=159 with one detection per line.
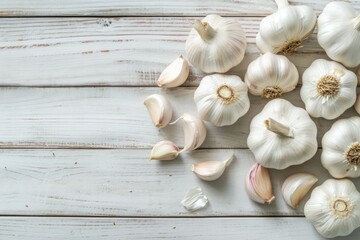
xmin=143 ymin=0 xmax=360 ymax=237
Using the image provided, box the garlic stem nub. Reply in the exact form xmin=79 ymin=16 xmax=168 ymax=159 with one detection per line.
xmin=265 ymin=118 xmax=294 ymax=138
xmin=194 ymin=20 xmax=217 ymax=42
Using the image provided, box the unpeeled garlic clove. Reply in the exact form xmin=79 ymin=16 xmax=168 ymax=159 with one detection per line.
xmin=150 ymin=140 xmax=180 ymax=160
xmin=144 ymin=94 xmax=173 ymax=128
xmin=245 ymin=163 xmax=275 ymax=204
xmin=191 ymin=152 xmax=234 ymax=181
xmin=281 ymin=173 xmax=318 ymax=208
xmin=157 ymin=55 xmax=189 ymax=88
xmin=170 ymin=113 xmax=207 ymax=152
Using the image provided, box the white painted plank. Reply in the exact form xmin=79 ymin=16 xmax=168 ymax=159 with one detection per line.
xmin=0 ymin=149 xmax=359 ymax=216
xmin=0 ymin=87 xmax=357 ymax=149
xmin=0 ymin=17 xmax=332 ymax=87
xmin=1 ymin=217 xmax=359 ymax=240
xmin=0 ymin=0 xmax=359 ymax=16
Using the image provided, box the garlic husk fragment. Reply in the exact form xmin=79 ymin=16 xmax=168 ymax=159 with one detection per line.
xmin=144 ymin=94 xmax=173 ymax=128
xmin=157 ymin=55 xmax=189 ymax=88
xmin=300 ymin=59 xmax=357 ymax=120
xmin=322 ymin=117 xmax=360 ymax=178
xmin=194 ymin=74 xmax=250 ymax=126
xmin=281 ymin=173 xmax=318 ymax=208
xmin=150 ymin=140 xmax=180 ymax=160
xmin=304 ymin=179 xmax=360 ymax=238
xmin=256 ymin=0 xmax=316 ymax=54
xmin=170 ymin=113 xmax=207 ymax=152
xmin=185 ymin=14 xmax=247 ymax=73
xmin=181 ymin=187 xmax=209 ymax=212
xmin=192 ymin=152 xmax=234 ymax=181
xmin=247 ymin=99 xmax=317 ymax=169
xmin=317 ymin=1 xmax=360 ymax=68
xmin=245 ymin=163 xmax=275 ymax=204
xmin=245 ymin=52 xmax=298 ymax=98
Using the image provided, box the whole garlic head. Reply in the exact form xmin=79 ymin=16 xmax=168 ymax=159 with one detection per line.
xmin=322 ymin=117 xmax=360 ymax=179
xmin=304 ymin=179 xmax=360 ymax=238
xmin=256 ymin=0 xmax=316 ymax=54
xmin=247 ymin=99 xmax=317 ymax=169
xmin=300 ymin=59 xmax=357 ymax=120
xmin=194 ymin=74 xmax=250 ymax=126
xmin=185 ymin=14 xmax=247 ymax=73
xmin=245 ymin=52 xmax=299 ymax=98
xmin=318 ymin=1 xmax=360 ymax=68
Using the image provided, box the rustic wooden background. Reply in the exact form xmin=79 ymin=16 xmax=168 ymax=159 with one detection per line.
xmin=0 ymin=0 xmax=360 ymax=239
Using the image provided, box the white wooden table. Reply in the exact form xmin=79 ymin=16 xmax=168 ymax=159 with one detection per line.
xmin=0 ymin=1 xmax=360 ymax=239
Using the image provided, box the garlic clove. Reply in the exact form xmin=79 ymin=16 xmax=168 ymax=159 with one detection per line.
xmin=150 ymin=140 xmax=180 ymax=160
xmin=157 ymin=55 xmax=189 ymax=88
xmin=144 ymin=94 xmax=173 ymax=128
xmin=191 ymin=152 xmax=234 ymax=181
xmin=281 ymin=173 xmax=318 ymax=208
xmin=170 ymin=113 xmax=207 ymax=152
xmin=245 ymin=163 xmax=275 ymax=204
xmin=181 ymin=187 xmax=209 ymax=212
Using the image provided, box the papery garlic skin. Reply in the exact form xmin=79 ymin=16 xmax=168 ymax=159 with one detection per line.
xmin=181 ymin=187 xmax=209 ymax=212
xmin=185 ymin=14 xmax=247 ymax=73
xmin=300 ymin=59 xmax=357 ymax=120
xmin=150 ymin=140 xmax=179 ymax=161
xmin=256 ymin=0 xmax=316 ymax=54
xmin=245 ymin=52 xmax=298 ymax=98
xmin=144 ymin=94 xmax=173 ymax=128
xmin=245 ymin=163 xmax=275 ymax=204
xmin=247 ymin=99 xmax=317 ymax=169
xmin=281 ymin=173 xmax=318 ymax=208
xmin=192 ymin=153 xmax=234 ymax=181
xmin=322 ymin=117 xmax=360 ymax=178
xmin=304 ymin=179 xmax=360 ymax=238
xmin=157 ymin=55 xmax=189 ymax=88
xmin=170 ymin=113 xmax=207 ymax=152
xmin=194 ymin=74 xmax=250 ymax=126
xmin=317 ymin=1 xmax=360 ymax=68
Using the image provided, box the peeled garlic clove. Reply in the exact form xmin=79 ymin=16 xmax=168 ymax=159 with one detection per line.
xmin=181 ymin=187 xmax=209 ymax=212
xmin=144 ymin=94 xmax=173 ymax=128
xmin=245 ymin=163 xmax=275 ymax=204
xmin=170 ymin=113 xmax=207 ymax=152
xmin=157 ymin=55 xmax=189 ymax=88
xmin=281 ymin=173 xmax=318 ymax=208
xmin=150 ymin=140 xmax=180 ymax=160
xmin=192 ymin=152 xmax=234 ymax=181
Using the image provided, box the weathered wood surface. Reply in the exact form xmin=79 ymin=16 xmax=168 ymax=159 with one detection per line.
xmin=0 ymin=17 xmax=332 ymax=87
xmin=0 ymin=0 xmax=359 ymax=16
xmin=0 ymin=149 xmax=359 ymax=216
xmin=1 ymin=217 xmax=359 ymax=240
xmin=0 ymin=87 xmax=357 ymax=149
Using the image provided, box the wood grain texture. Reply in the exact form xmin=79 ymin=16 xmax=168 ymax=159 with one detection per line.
xmin=0 ymin=0 xmax=359 ymax=16
xmin=1 ymin=217 xmax=360 ymax=240
xmin=1 ymin=149 xmax=359 ymax=216
xmin=0 ymin=87 xmax=358 ymax=149
xmin=0 ymin=17 xmax=333 ymax=87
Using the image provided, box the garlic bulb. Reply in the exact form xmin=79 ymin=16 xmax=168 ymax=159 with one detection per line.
xmin=245 ymin=52 xmax=298 ymax=98
xmin=322 ymin=117 xmax=360 ymax=178
xmin=300 ymin=59 xmax=357 ymax=120
xmin=170 ymin=113 xmax=207 ymax=152
xmin=192 ymin=152 xmax=234 ymax=181
xmin=247 ymin=99 xmax=317 ymax=169
xmin=157 ymin=55 xmax=189 ymax=88
xmin=185 ymin=14 xmax=247 ymax=73
xmin=256 ymin=0 xmax=316 ymax=54
xmin=317 ymin=1 xmax=360 ymax=68
xmin=194 ymin=74 xmax=250 ymax=126
xmin=245 ymin=163 xmax=275 ymax=204
xmin=304 ymin=179 xmax=360 ymax=238
xmin=150 ymin=140 xmax=180 ymax=161
xmin=281 ymin=173 xmax=318 ymax=208
xmin=144 ymin=94 xmax=173 ymax=128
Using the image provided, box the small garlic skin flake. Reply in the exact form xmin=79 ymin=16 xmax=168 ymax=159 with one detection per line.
xmin=304 ymin=179 xmax=360 ymax=238
xmin=181 ymin=187 xmax=209 ymax=212
xmin=144 ymin=94 xmax=173 ymax=128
